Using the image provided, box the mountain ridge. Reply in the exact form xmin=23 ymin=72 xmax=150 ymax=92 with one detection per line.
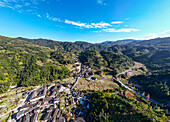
xmin=96 ymin=39 xmax=142 ymax=46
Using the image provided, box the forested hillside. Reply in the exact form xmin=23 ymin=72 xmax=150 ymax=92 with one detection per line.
xmin=16 ymin=36 xmax=170 ymax=77
xmin=1 ymin=35 xmax=170 ymax=104
xmin=17 ymin=37 xmax=107 ymax=53
xmin=87 ymin=91 xmax=169 ymax=121
xmin=107 ymin=45 xmax=170 ymax=103
xmin=79 ymin=50 xmax=134 ymax=74
xmin=0 ymin=36 xmax=72 ymax=93
xmin=98 ymin=39 xmax=141 ymax=47
xmin=108 ymin=45 xmax=170 ymax=71
xmin=128 ymin=37 xmax=170 ymax=50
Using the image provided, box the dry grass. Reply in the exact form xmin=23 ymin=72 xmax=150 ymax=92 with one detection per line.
xmin=55 ymin=77 xmax=76 ymax=84
xmin=75 ymin=77 xmax=119 ymax=91
xmin=134 ymin=62 xmax=144 ymax=68
xmin=126 ymin=62 xmax=146 ymax=78
xmin=36 ymin=61 xmax=44 ymax=66
xmin=125 ymin=90 xmax=136 ymax=99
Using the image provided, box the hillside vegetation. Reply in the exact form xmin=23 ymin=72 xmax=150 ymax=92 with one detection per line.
xmin=107 ymin=44 xmax=170 ymax=102
xmin=79 ymin=50 xmax=134 ymax=74
xmin=87 ymin=91 xmax=169 ymax=122
xmin=0 ymin=36 xmax=72 ymax=93
xmin=98 ymin=39 xmax=141 ymax=47
xmin=18 ymin=37 xmax=170 ymax=103
xmin=128 ymin=37 xmax=170 ymax=50
xmin=2 ymin=35 xmax=170 ymax=105
xmin=17 ymin=37 xmax=107 ymax=53
xmin=0 ymin=35 xmax=169 ymax=121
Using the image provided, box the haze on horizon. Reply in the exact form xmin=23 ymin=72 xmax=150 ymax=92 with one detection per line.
xmin=0 ymin=0 xmax=170 ymax=43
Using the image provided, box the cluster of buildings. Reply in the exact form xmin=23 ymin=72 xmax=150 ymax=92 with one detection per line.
xmin=10 ymin=83 xmax=91 ymax=122
xmin=72 ymin=59 xmax=97 ymax=81
xmin=72 ymin=59 xmax=81 ymax=76
xmin=80 ymin=65 xmax=97 ymax=81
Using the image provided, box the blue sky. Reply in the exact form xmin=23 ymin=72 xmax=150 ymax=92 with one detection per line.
xmin=0 ymin=0 xmax=170 ymax=43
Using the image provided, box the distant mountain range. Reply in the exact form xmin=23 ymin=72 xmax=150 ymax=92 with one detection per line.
xmin=0 ymin=35 xmax=170 ymax=102
xmin=97 ymin=39 xmax=142 ymax=47
xmin=128 ymin=37 xmax=170 ymax=50
xmin=16 ymin=36 xmax=170 ymax=51
xmin=16 ymin=37 xmax=108 ymax=52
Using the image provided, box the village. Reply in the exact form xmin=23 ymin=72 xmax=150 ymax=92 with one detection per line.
xmin=0 ymin=59 xmax=92 ymax=122
xmin=8 ymin=82 xmax=91 ymax=122
xmin=0 ymin=58 xmax=152 ymax=122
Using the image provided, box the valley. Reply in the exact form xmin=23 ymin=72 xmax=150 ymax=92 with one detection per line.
xmin=1 ymin=0 xmax=170 ymax=121
xmin=0 ymin=36 xmax=169 ymax=121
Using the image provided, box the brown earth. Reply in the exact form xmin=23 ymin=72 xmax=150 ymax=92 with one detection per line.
xmin=125 ymin=90 xmax=136 ymax=99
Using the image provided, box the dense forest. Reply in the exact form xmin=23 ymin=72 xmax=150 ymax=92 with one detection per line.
xmin=130 ymin=74 xmax=170 ymax=103
xmin=79 ymin=50 xmax=134 ymax=74
xmin=87 ymin=91 xmax=169 ymax=121
xmin=17 ymin=36 xmax=170 ymax=103
xmin=108 ymin=45 xmax=170 ymax=72
xmin=78 ymin=50 xmax=106 ymax=68
xmin=97 ymin=39 xmax=141 ymax=47
xmin=0 ymin=36 xmax=73 ymax=93
xmin=107 ymin=45 xmax=170 ymax=103
xmin=17 ymin=37 xmax=107 ymax=53
xmin=128 ymin=37 xmax=170 ymax=50
xmin=18 ymin=37 xmax=170 ymax=72
xmin=1 ymin=35 xmax=170 ymax=107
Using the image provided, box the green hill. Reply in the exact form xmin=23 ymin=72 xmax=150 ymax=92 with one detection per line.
xmin=17 ymin=37 xmax=107 ymax=53
xmin=87 ymin=91 xmax=169 ymax=122
xmin=79 ymin=50 xmax=106 ymax=68
xmin=128 ymin=37 xmax=170 ymax=50
xmin=0 ymin=36 xmax=72 ymax=93
xmin=79 ymin=50 xmax=134 ymax=74
xmin=98 ymin=39 xmax=141 ymax=47
xmin=2 ymin=35 xmax=170 ymax=104
xmin=107 ymin=45 xmax=170 ymax=103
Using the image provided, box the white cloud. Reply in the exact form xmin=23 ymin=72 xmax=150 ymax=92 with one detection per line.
xmin=158 ymin=30 xmax=170 ymax=38
xmin=65 ymin=20 xmax=86 ymax=27
xmin=26 ymin=9 xmax=33 ymax=12
xmin=143 ymin=30 xmax=170 ymax=40
xmin=52 ymin=18 xmax=62 ymax=22
xmin=97 ymin=0 xmax=106 ymax=5
xmin=24 ymin=2 xmax=31 ymax=6
xmin=46 ymin=13 xmax=62 ymax=22
xmin=0 ymin=1 xmax=15 ymax=9
xmin=102 ymin=28 xmax=115 ymax=32
xmin=63 ymin=20 xmax=122 ymax=29
xmin=160 ymin=34 xmax=170 ymax=38
xmin=0 ymin=1 xmax=5 ymax=7
xmin=91 ymin=22 xmax=111 ymax=28
xmin=47 ymin=16 xmax=136 ymax=31
xmin=46 ymin=13 xmax=49 ymax=18
xmin=0 ymin=0 xmax=40 ymax=10
xmin=125 ymin=18 xmax=130 ymax=21
xmin=64 ymin=20 xmax=112 ymax=29
xmin=93 ymin=30 xmax=102 ymax=33
xmin=30 ymin=0 xmax=38 ymax=5
xmin=102 ymin=28 xmax=139 ymax=32
xmin=37 ymin=14 xmax=41 ymax=17
xmin=144 ymin=33 xmax=158 ymax=40
xmin=0 ymin=0 xmax=133 ymax=31
xmin=97 ymin=0 xmax=103 ymax=4
xmin=18 ymin=10 xmax=23 ymax=13
xmin=111 ymin=21 xmax=123 ymax=24
xmin=161 ymin=30 xmax=170 ymax=35
xmin=15 ymin=4 xmax=22 ymax=8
